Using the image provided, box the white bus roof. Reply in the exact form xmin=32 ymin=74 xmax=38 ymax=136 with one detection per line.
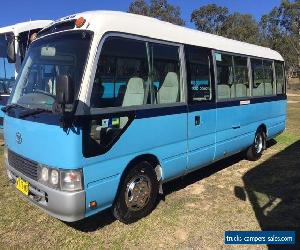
xmin=53 ymin=11 xmax=283 ymax=61
xmin=0 ymin=20 xmax=53 ymax=36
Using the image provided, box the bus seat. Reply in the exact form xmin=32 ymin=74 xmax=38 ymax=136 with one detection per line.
xmin=233 ymin=84 xmax=247 ymax=98
xmin=253 ymin=82 xmax=265 ymax=96
xmin=265 ymin=82 xmax=273 ymax=95
xmin=158 ymin=72 xmax=179 ymax=104
xmin=218 ymin=84 xmax=230 ymax=99
xmin=122 ymin=77 xmax=145 ymax=107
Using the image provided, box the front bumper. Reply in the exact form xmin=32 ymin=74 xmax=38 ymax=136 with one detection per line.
xmin=5 ymin=159 xmax=86 ymax=222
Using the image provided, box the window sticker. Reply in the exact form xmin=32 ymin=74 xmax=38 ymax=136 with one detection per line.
xmin=215 ymin=53 xmax=222 ymax=61
xmin=112 ymin=118 xmax=120 ymax=127
xmin=102 ymin=119 xmax=109 ymax=128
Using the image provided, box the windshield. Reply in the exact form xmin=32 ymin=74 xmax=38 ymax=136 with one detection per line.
xmin=10 ymin=31 xmax=92 ymax=111
xmin=0 ymin=34 xmax=16 ymax=95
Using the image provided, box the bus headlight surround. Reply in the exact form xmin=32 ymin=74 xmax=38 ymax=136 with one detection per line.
xmin=60 ymin=170 xmax=83 ymax=191
xmin=38 ymin=165 xmax=83 ymax=192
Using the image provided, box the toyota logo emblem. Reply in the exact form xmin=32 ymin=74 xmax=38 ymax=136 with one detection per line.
xmin=16 ymin=132 xmax=22 ymax=144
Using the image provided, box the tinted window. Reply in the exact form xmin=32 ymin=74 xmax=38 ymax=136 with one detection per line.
xmin=275 ymin=61 xmax=285 ymax=94
xmin=90 ymin=37 xmax=148 ymax=108
xmin=90 ymin=37 xmax=182 ymax=109
xmin=263 ymin=60 xmax=274 ymax=95
xmin=185 ymin=45 xmax=211 ymax=102
xmin=251 ymin=59 xmax=275 ymax=96
xmin=216 ymin=53 xmax=234 ymax=100
xmin=148 ymin=42 xmax=181 ymax=104
xmin=251 ymin=59 xmax=265 ymax=96
xmin=232 ymin=56 xmax=249 ymax=98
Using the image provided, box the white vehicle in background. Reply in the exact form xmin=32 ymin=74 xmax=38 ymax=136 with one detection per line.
xmin=0 ymin=20 xmax=52 ymax=130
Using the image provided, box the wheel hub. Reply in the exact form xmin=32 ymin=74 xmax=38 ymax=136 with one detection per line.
xmin=254 ymin=134 xmax=263 ymax=154
xmin=125 ymin=174 xmax=151 ymax=211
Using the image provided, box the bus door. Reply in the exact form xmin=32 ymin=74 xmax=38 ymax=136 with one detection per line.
xmin=185 ymin=45 xmax=216 ymax=172
xmin=215 ymin=53 xmax=251 ymax=159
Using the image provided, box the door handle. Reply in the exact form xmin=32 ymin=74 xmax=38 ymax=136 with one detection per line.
xmin=195 ymin=116 xmax=201 ymax=126
xmin=232 ymin=124 xmax=240 ymax=129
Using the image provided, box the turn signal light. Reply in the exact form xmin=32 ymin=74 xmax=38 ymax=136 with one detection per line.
xmin=89 ymin=201 xmax=97 ymax=209
xmin=75 ymin=17 xmax=86 ymax=28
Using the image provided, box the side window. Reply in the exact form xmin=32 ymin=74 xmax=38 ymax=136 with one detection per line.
xmin=251 ymin=59 xmax=265 ymax=97
xmin=185 ymin=45 xmax=212 ymax=103
xmin=216 ymin=53 xmax=233 ymax=100
xmin=275 ymin=61 xmax=285 ymax=94
xmin=232 ymin=56 xmax=250 ymax=98
xmin=149 ymin=43 xmax=182 ymax=104
xmin=263 ymin=60 xmax=274 ymax=95
xmin=90 ymin=37 xmax=148 ymax=109
xmin=90 ymin=36 xmax=182 ymax=109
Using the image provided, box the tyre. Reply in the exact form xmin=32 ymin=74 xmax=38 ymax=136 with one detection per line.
xmin=113 ymin=161 xmax=159 ymax=224
xmin=246 ymin=129 xmax=266 ymax=161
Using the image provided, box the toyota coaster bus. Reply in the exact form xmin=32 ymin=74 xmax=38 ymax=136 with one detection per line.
xmin=0 ymin=20 xmax=52 ymax=131
xmin=3 ymin=11 xmax=287 ymax=223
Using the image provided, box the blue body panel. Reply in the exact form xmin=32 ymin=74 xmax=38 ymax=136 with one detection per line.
xmin=4 ymin=98 xmax=287 ymax=218
xmin=187 ymin=107 xmax=216 ymax=171
xmin=4 ymin=116 xmax=83 ymax=168
xmin=215 ymin=100 xmax=287 ymax=160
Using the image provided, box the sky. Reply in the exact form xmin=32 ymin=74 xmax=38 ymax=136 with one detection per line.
xmin=1 ymin=0 xmax=282 ymax=28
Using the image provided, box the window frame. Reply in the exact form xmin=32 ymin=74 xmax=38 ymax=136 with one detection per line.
xmin=274 ymin=60 xmax=287 ymax=95
xmin=263 ymin=59 xmax=275 ymax=96
xmin=184 ymin=44 xmax=214 ymax=105
xmin=213 ymin=50 xmax=282 ymax=102
xmin=214 ymin=50 xmax=251 ymax=102
xmin=82 ymin=32 xmax=187 ymax=116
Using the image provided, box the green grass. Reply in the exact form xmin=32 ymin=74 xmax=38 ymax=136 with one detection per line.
xmin=0 ymin=96 xmax=299 ymax=249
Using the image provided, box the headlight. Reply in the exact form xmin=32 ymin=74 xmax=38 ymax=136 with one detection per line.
xmin=41 ymin=167 xmax=49 ymax=182
xmin=38 ymin=165 xmax=83 ymax=192
xmin=60 ymin=170 xmax=83 ymax=191
xmin=50 ymin=169 xmax=59 ymax=186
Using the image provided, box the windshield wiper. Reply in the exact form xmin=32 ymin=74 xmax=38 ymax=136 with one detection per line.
xmin=19 ymin=108 xmax=52 ymax=118
xmin=1 ymin=103 xmax=26 ymax=113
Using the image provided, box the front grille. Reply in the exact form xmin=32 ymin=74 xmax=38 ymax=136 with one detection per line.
xmin=8 ymin=150 xmax=38 ymax=181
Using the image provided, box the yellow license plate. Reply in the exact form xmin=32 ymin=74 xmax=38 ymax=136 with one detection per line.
xmin=16 ymin=177 xmax=29 ymax=196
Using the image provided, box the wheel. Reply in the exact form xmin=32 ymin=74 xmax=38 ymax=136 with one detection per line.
xmin=113 ymin=161 xmax=159 ymax=224
xmin=246 ymin=129 xmax=266 ymax=161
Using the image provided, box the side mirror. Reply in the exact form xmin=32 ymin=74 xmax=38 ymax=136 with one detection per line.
xmin=56 ymin=75 xmax=74 ymax=105
xmin=6 ymin=34 xmax=16 ymax=63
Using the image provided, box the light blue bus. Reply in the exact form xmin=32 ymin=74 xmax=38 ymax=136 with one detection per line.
xmin=3 ymin=11 xmax=286 ymax=223
xmin=0 ymin=20 xmax=52 ymax=131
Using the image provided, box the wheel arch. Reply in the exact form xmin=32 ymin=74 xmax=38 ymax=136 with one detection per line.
xmin=257 ymin=123 xmax=267 ymax=137
xmin=113 ymin=153 xmax=163 ymax=204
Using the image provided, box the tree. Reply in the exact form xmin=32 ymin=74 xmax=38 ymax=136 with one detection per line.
xmin=260 ymin=0 xmax=300 ymax=77
xmin=191 ymin=4 xmax=229 ymax=35
xmin=221 ymin=13 xmax=260 ymax=44
xmin=191 ymin=4 xmax=261 ymax=44
xmin=128 ymin=0 xmax=149 ymax=16
xmin=128 ymin=0 xmax=185 ymax=26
